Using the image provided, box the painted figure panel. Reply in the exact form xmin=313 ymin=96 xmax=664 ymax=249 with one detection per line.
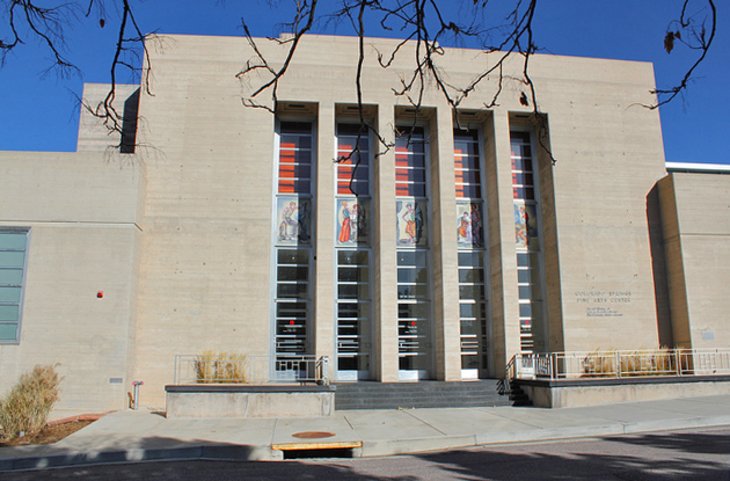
xmin=277 ymin=197 xmax=311 ymax=245
xmin=514 ymin=203 xmax=538 ymax=249
xmin=336 ymin=198 xmax=369 ymax=246
xmin=456 ymin=202 xmax=484 ymax=248
xmin=396 ymin=200 xmax=427 ymax=247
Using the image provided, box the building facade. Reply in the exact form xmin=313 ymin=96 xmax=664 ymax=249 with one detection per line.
xmin=0 ymin=34 xmax=728 ymax=413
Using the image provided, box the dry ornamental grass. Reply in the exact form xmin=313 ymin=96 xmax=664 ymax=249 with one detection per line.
xmin=194 ymin=351 xmax=248 ymax=383
xmin=0 ymin=365 xmax=60 ymax=442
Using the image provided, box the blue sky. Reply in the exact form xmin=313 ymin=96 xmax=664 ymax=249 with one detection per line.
xmin=0 ymin=0 xmax=727 ymax=163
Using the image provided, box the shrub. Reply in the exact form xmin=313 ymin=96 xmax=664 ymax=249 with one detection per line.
xmin=194 ymin=351 xmax=248 ymax=383
xmin=582 ymin=347 xmax=680 ymax=378
xmin=581 ymin=350 xmax=616 ymax=377
xmin=0 ymin=365 xmax=60 ymax=442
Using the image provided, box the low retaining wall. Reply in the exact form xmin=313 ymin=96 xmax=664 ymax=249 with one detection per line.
xmin=516 ymin=375 xmax=730 ymax=408
xmin=165 ymin=385 xmax=336 ymax=418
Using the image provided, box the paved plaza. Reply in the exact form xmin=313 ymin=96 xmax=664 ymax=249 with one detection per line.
xmin=1 ymin=394 xmax=729 ymax=471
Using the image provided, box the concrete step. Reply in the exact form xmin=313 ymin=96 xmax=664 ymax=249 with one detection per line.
xmin=334 ymin=380 xmax=511 ymax=410
xmin=508 ymin=380 xmax=533 ymax=407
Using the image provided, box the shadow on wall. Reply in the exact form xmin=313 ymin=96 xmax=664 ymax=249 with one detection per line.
xmin=646 ymin=182 xmax=674 ymax=347
xmin=120 ymin=88 xmax=140 ymax=154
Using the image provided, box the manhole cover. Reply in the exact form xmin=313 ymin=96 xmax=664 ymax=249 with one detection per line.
xmin=291 ymin=431 xmax=335 ymax=439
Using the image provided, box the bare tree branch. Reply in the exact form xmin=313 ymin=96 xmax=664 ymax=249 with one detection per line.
xmin=648 ymin=0 xmax=716 ymax=109
xmin=1 ymin=0 xmax=718 ymax=156
xmin=1 ymin=0 xmax=78 ymax=74
xmin=237 ymin=0 xmax=320 ymax=111
xmin=1 ymin=0 xmax=153 ymax=150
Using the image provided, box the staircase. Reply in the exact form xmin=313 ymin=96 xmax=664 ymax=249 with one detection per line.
xmin=506 ymin=380 xmax=533 ymax=406
xmin=334 ymin=380 xmax=512 ymax=410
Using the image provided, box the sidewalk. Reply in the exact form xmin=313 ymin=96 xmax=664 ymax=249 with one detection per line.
xmin=2 ymin=394 xmax=730 ymax=471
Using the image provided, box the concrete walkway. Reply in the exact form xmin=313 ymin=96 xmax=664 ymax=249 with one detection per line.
xmin=2 ymin=394 xmax=730 ymax=471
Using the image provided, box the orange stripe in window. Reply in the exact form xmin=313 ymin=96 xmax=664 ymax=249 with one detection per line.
xmin=396 ymin=185 xmax=413 ymax=196
xmin=279 ymin=181 xmax=295 ymax=193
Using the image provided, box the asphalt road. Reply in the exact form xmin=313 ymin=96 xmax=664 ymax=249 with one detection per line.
xmin=4 ymin=426 xmax=729 ymax=480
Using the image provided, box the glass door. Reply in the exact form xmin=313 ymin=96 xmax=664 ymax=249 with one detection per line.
xmin=335 ymin=250 xmax=371 ymax=380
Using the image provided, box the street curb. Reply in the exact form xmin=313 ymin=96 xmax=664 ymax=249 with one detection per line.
xmin=1 ymin=416 xmax=729 ymax=472
xmin=0 ymin=444 xmax=278 ymax=471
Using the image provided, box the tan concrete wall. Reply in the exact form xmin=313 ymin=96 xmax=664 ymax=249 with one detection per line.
xmin=0 ymin=34 xmax=672 ymax=411
xmin=372 ymin=105 xmax=398 ymax=382
xmin=124 ymin=33 xmax=668 ymax=404
xmin=430 ymin=110 xmax=461 ymax=380
xmin=77 ymin=83 xmax=140 ymax=152
xmin=485 ymin=111 xmax=522 ymax=373
xmin=531 ymin=65 xmax=667 ymax=352
xmin=0 ymin=151 xmax=142 ymax=223
xmin=524 ymin=380 xmax=730 ymax=408
xmin=166 ymin=391 xmax=334 ymax=418
xmin=0 ymin=152 xmax=142 ymax=414
xmin=314 ymin=103 xmax=336 ymax=377
xmin=659 ymin=173 xmax=730 ymax=349
xmin=131 ymin=37 xmax=279 ymax=407
xmin=657 ymin=175 xmax=690 ymax=346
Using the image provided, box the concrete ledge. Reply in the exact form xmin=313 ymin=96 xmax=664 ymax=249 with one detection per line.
xmin=516 ymin=376 xmax=730 ymax=408
xmin=164 ymin=385 xmax=336 ymax=418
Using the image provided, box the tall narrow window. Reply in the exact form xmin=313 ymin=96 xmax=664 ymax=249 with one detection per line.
xmin=334 ymin=123 xmax=372 ymax=380
xmin=395 ymin=126 xmax=432 ymax=379
xmin=272 ymin=121 xmax=315 ymax=376
xmin=510 ymin=131 xmax=544 ymax=353
xmin=0 ymin=229 xmax=28 ymax=343
xmin=454 ymin=129 xmax=489 ymax=378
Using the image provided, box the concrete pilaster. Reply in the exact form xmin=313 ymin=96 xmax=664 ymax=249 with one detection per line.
xmin=314 ymin=103 xmax=336 ymax=379
xmin=484 ymin=110 xmax=521 ymax=375
xmin=429 ymin=108 xmax=462 ymax=381
xmin=373 ymin=105 xmax=399 ymax=382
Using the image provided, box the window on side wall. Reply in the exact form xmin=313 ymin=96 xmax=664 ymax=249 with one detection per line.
xmin=0 ymin=228 xmax=29 ymax=343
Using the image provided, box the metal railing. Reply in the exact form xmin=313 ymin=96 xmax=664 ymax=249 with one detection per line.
xmin=173 ymin=354 xmax=330 ymax=385
xmin=509 ymin=348 xmax=730 ymax=381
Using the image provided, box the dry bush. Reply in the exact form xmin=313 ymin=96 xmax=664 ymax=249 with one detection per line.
xmin=194 ymin=351 xmax=248 ymax=384
xmin=582 ymin=347 xmax=679 ymax=378
xmin=622 ymin=348 xmax=678 ymax=376
xmin=581 ymin=350 xmax=616 ymax=377
xmin=654 ymin=348 xmax=675 ymax=373
xmin=0 ymin=365 xmax=60 ymax=442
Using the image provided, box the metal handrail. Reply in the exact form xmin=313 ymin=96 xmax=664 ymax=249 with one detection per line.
xmin=506 ymin=348 xmax=730 ymax=381
xmin=173 ymin=354 xmax=330 ymax=385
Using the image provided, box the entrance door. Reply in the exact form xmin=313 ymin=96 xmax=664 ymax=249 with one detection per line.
xmin=458 ymin=251 xmax=489 ymax=379
xmin=397 ymin=250 xmax=432 ymax=380
xmin=335 ymin=249 xmax=371 ymax=380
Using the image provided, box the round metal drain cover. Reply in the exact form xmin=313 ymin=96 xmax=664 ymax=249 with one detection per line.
xmin=291 ymin=431 xmax=335 ymax=439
